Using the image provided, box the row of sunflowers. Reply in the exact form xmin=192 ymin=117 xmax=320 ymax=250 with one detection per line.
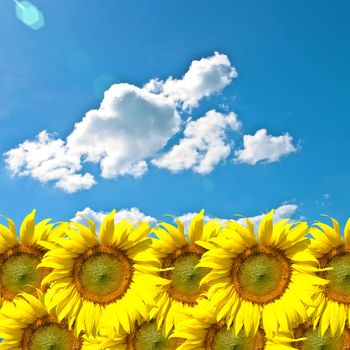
xmin=0 ymin=209 xmax=349 ymax=349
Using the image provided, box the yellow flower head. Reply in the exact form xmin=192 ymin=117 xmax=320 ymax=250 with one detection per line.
xmin=286 ymin=319 xmax=350 ymax=350
xmin=86 ymin=300 xmax=185 ymax=350
xmin=0 ymin=291 xmax=94 ymax=349
xmin=172 ymin=299 xmax=295 ymax=350
xmin=197 ymin=210 xmax=328 ymax=338
xmin=96 ymin=321 xmax=184 ymax=350
xmin=308 ymin=216 xmax=350 ymax=336
xmin=0 ymin=210 xmax=58 ymax=308
xmin=150 ymin=210 xmax=222 ymax=336
xmin=38 ymin=210 xmax=169 ymax=337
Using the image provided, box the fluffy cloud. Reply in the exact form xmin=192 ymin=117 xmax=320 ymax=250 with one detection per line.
xmin=4 ymin=131 xmax=95 ymax=193
xmin=71 ymin=207 xmax=158 ymax=232
xmin=152 ymin=110 xmax=241 ymax=174
xmin=145 ymin=52 xmax=237 ymax=109
xmin=175 ymin=212 xmax=215 ymax=233
xmin=70 ymin=203 xmax=299 ymax=237
xmin=72 ymin=207 xmax=107 ymax=228
xmin=5 ymin=53 xmax=238 ymax=193
xmin=4 ymin=53 xmax=297 ymax=193
xmin=5 ymin=83 xmax=180 ymax=191
xmin=66 ymin=83 xmax=181 ymax=179
xmin=236 ymin=203 xmax=299 ymax=227
xmin=55 ymin=174 xmax=96 ymax=193
xmin=174 ymin=203 xmax=299 ymax=235
xmin=234 ymin=129 xmax=297 ymax=165
xmin=73 ymin=208 xmax=215 ymax=237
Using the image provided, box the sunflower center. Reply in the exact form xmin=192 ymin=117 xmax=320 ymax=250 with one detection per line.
xmin=73 ymin=245 xmax=133 ymax=305
xmin=29 ymin=325 xmax=76 ymax=350
xmin=22 ymin=315 xmax=82 ymax=350
xmin=127 ymin=322 xmax=184 ymax=350
xmin=239 ymin=254 xmax=283 ymax=295
xmin=0 ymin=245 xmax=45 ymax=300
xmin=171 ymin=253 xmax=206 ymax=295
xmin=293 ymin=323 xmax=350 ymax=350
xmin=232 ymin=245 xmax=291 ymax=304
xmin=161 ymin=244 xmax=208 ymax=305
xmin=205 ymin=324 xmax=266 ymax=350
xmin=80 ymin=254 xmax=125 ymax=296
xmin=318 ymin=246 xmax=350 ymax=304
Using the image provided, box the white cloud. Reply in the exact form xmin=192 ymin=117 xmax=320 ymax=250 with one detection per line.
xmin=174 ymin=203 xmax=299 ymax=235
xmin=152 ymin=110 xmax=241 ymax=174
xmin=71 ymin=203 xmax=299 ymax=237
xmin=175 ymin=212 xmax=215 ymax=234
xmin=236 ymin=204 xmax=299 ymax=227
xmin=5 ymin=53 xmax=239 ymax=193
xmin=4 ymin=53 xmax=298 ymax=194
xmin=4 ymin=131 xmax=95 ymax=192
xmin=72 ymin=207 xmax=107 ymax=228
xmin=72 ymin=207 xmax=158 ymax=233
xmin=66 ymin=83 xmax=181 ymax=179
xmin=234 ymin=129 xmax=297 ymax=165
xmin=55 ymin=173 xmax=96 ymax=193
xmin=315 ymin=193 xmax=331 ymax=207
xmin=145 ymin=52 xmax=237 ymax=109
xmin=5 ymin=84 xmax=181 ymax=192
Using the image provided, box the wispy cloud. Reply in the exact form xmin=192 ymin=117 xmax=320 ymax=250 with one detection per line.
xmin=315 ymin=193 xmax=332 ymax=207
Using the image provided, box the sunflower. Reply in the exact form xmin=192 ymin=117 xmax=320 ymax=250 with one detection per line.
xmin=307 ymin=216 xmax=350 ymax=336
xmin=96 ymin=321 xmax=184 ymax=350
xmin=196 ymin=210 xmax=328 ymax=338
xmin=149 ymin=210 xmax=222 ymax=336
xmin=291 ymin=320 xmax=350 ymax=350
xmin=172 ymin=299 xmax=295 ymax=350
xmin=0 ymin=291 xmax=99 ymax=349
xmin=94 ymin=291 xmax=186 ymax=349
xmin=0 ymin=210 xmax=60 ymax=308
xmin=38 ymin=210 xmax=169 ymax=337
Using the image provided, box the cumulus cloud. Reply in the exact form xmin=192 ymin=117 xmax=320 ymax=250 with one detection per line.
xmin=72 ymin=207 xmax=107 ymax=228
xmin=174 ymin=203 xmax=299 ymax=235
xmin=4 ymin=52 xmax=297 ymax=193
xmin=4 ymin=52 xmax=238 ymax=193
xmin=4 ymin=131 xmax=95 ymax=193
xmin=152 ymin=110 xmax=241 ymax=174
xmin=66 ymin=83 xmax=181 ymax=179
xmin=5 ymin=83 xmax=180 ymax=191
xmin=175 ymin=212 xmax=215 ymax=233
xmin=234 ymin=129 xmax=297 ymax=165
xmin=145 ymin=52 xmax=237 ymax=109
xmin=236 ymin=204 xmax=299 ymax=227
xmin=55 ymin=173 xmax=96 ymax=193
xmin=71 ymin=203 xmax=299 ymax=237
xmin=72 ymin=207 xmax=158 ymax=232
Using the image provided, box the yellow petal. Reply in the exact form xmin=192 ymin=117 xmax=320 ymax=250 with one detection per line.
xmin=19 ymin=209 xmax=36 ymax=244
xmin=258 ymin=210 xmax=274 ymax=245
xmin=99 ymin=210 xmax=116 ymax=245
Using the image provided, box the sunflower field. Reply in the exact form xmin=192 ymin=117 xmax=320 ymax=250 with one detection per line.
xmin=0 ymin=209 xmax=349 ymax=350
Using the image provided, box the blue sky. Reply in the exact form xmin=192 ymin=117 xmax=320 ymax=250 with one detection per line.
xmin=0 ymin=0 xmax=349 ymax=228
